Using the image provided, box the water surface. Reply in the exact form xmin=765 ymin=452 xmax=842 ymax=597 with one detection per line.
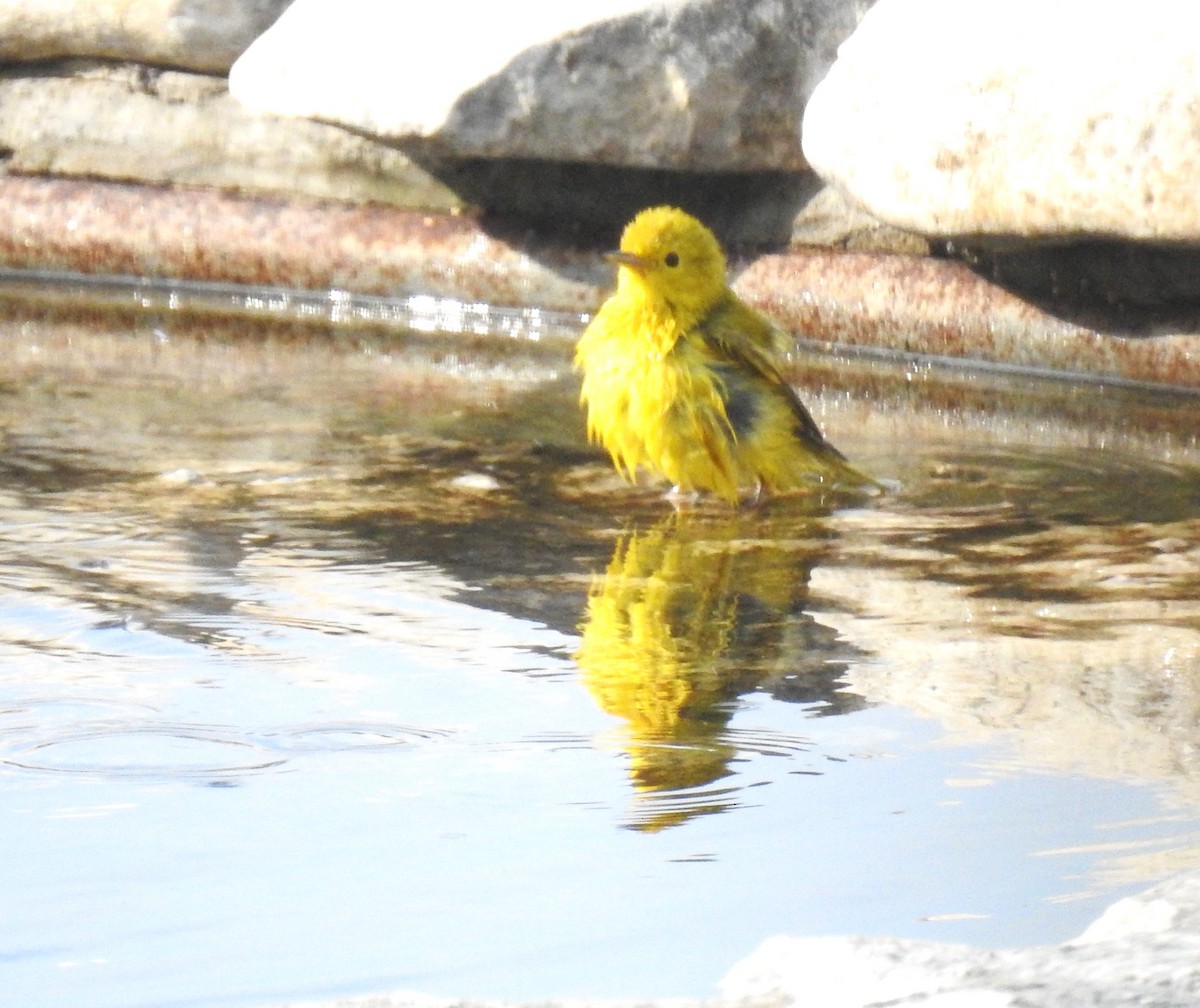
xmin=3 ymin=301 xmax=1200 ymax=1008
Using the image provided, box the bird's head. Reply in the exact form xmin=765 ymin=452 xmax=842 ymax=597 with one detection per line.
xmin=607 ymin=206 xmax=728 ymax=324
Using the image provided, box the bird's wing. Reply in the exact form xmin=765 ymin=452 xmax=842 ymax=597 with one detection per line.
xmin=695 ymin=294 xmax=845 ymax=457
xmin=696 ymin=292 xmax=789 ymax=367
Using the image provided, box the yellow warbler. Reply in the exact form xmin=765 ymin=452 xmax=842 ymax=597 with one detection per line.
xmin=575 ymin=206 xmax=873 ymax=504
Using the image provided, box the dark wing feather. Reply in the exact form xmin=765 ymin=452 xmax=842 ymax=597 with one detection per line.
xmin=695 ymin=292 xmax=847 ymax=460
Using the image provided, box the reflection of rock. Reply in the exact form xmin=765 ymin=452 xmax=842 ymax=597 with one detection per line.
xmin=816 ymin=503 xmax=1200 ymax=811
xmin=575 ymin=509 xmax=862 ymax=831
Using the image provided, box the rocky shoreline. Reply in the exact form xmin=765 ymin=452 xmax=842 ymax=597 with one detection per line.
xmin=0 ymin=1 xmax=1198 ymax=388
xmin=3 ymin=175 xmax=1200 ymax=392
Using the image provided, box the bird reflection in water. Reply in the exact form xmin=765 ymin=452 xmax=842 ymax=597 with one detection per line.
xmin=575 ymin=506 xmax=866 ymax=832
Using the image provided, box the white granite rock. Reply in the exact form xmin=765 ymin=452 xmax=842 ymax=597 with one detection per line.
xmin=230 ymin=0 xmax=871 ymax=171
xmin=0 ymin=0 xmax=292 ymax=73
xmin=802 ymin=0 xmax=1200 ymax=240
xmin=1075 ymin=872 xmax=1200 ymax=944
xmin=720 ymin=868 xmax=1200 ymax=1008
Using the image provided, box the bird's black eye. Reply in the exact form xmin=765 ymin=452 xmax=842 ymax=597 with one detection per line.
xmin=664 ymin=251 xmax=680 ymax=268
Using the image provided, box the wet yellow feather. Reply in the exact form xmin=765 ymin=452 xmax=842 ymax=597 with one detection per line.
xmin=575 ymin=205 xmax=872 ymax=504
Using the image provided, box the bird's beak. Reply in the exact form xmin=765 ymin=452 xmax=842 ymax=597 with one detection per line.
xmin=604 ymin=250 xmax=651 ymax=273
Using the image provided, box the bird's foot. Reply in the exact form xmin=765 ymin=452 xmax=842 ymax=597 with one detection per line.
xmin=666 ymin=485 xmax=702 ymax=510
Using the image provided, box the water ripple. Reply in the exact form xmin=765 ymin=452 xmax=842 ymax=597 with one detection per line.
xmin=264 ymin=722 xmax=454 ymax=753
xmin=0 ymin=696 xmax=160 ymax=736
xmin=3 ymin=722 xmax=286 ymax=781
xmin=720 ymin=727 xmax=814 ymax=759
xmin=0 ymin=701 xmax=453 ymax=781
xmin=624 ymin=780 xmax=748 ymax=834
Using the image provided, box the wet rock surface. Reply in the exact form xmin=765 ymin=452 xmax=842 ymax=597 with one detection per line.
xmin=3 ymin=175 xmax=1200 ymax=390
xmin=0 ymin=176 xmax=602 ymax=310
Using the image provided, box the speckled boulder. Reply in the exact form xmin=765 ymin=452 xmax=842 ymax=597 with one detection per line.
xmin=802 ymin=0 xmax=1200 ymax=241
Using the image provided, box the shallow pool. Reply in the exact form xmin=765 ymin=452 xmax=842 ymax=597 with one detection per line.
xmin=3 ymin=299 xmax=1200 ymax=1008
